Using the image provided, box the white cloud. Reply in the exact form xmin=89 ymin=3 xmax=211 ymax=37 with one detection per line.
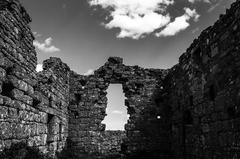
xmin=33 ymin=37 xmax=60 ymax=53
xmin=188 ymin=0 xmax=211 ymax=3
xmin=112 ymin=110 xmax=123 ymax=114
xmin=33 ymin=32 xmax=42 ymax=38
xmin=84 ymin=69 xmax=94 ymax=76
xmin=185 ymin=7 xmax=200 ymax=22
xmin=89 ymin=0 xmax=174 ymax=39
xmin=36 ymin=64 xmax=43 ymax=72
xmin=89 ymin=0 xmax=201 ymax=39
xmin=156 ymin=8 xmax=200 ymax=37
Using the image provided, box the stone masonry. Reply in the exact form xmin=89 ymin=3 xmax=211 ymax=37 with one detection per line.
xmin=0 ymin=1 xmax=69 ymax=157
xmin=0 ymin=0 xmax=240 ymax=158
xmin=68 ymin=57 xmax=170 ymax=158
xmin=166 ymin=1 xmax=240 ymax=158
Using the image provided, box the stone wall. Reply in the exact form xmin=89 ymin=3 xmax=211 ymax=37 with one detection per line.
xmin=0 ymin=1 xmax=70 ymax=157
xmin=68 ymin=57 xmax=171 ymax=158
xmin=99 ymin=131 xmax=126 ymax=156
xmin=35 ymin=57 xmax=70 ymax=156
xmin=166 ymin=0 xmax=240 ymax=158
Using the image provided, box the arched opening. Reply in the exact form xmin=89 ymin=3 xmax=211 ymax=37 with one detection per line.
xmin=102 ymin=84 xmax=129 ymax=130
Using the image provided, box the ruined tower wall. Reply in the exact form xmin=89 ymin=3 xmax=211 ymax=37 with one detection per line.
xmin=167 ymin=1 xmax=240 ymax=158
xmin=35 ymin=57 xmax=70 ymax=155
xmin=0 ymin=1 xmax=70 ymax=156
xmin=68 ymin=57 xmax=172 ymax=157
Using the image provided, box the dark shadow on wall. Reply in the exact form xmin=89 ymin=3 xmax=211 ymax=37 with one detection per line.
xmin=120 ymin=77 xmax=175 ymax=159
xmin=56 ymin=139 xmax=123 ymax=159
xmin=0 ymin=142 xmax=51 ymax=159
xmin=58 ymin=137 xmax=174 ymax=159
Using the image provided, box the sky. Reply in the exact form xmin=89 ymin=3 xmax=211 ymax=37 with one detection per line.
xmin=20 ymin=0 xmax=235 ymax=130
xmin=102 ymin=84 xmax=128 ymax=130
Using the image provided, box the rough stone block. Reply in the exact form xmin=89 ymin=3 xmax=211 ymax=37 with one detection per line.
xmin=11 ymin=89 xmax=33 ymax=105
xmin=0 ymin=106 xmax=8 ymax=119
xmin=8 ymin=75 xmax=34 ymax=95
xmin=0 ymin=122 xmax=12 ymax=139
xmin=0 ymin=67 xmax=6 ymax=81
xmin=8 ymin=107 xmax=18 ymax=119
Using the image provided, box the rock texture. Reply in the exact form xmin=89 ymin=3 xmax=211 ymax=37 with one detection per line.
xmin=0 ymin=1 xmax=69 ymax=157
xmin=68 ymin=57 xmax=170 ymax=158
xmin=166 ymin=1 xmax=240 ymax=158
xmin=0 ymin=0 xmax=240 ymax=158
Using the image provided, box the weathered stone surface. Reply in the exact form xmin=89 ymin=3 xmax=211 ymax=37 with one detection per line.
xmin=166 ymin=1 xmax=240 ymax=158
xmin=67 ymin=57 xmax=169 ymax=158
xmin=0 ymin=1 xmax=70 ymax=157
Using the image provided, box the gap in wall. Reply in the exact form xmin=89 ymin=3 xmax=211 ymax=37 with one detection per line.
xmin=102 ymin=84 xmax=129 ymax=130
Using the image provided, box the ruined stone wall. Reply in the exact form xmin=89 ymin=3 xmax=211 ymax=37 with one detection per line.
xmin=68 ymin=57 xmax=171 ymax=158
xmin=0 ymin=1 xmax=70 ymax=157
xmin=35 ymin=57 xmax=70 ymax=156
xmin=166 ymin=1 xmax=240 ymax=158
xmin=99 ymin=131 xmax=126 ymax=156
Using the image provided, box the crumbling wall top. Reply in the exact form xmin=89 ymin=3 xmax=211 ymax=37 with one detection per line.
xmin=0 ymin=0 xmax=32 ymax=23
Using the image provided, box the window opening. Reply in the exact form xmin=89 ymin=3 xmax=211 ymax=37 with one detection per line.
xmin=102 ymin=84 xmax=128 ymax=130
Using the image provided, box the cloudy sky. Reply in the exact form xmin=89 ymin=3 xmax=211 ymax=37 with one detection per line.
xmin=20 ymin=0 xmax=234 ymax=130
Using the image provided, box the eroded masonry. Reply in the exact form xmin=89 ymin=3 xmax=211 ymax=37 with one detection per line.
xmin=0 ymin=0 xmax=240 ymax=158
